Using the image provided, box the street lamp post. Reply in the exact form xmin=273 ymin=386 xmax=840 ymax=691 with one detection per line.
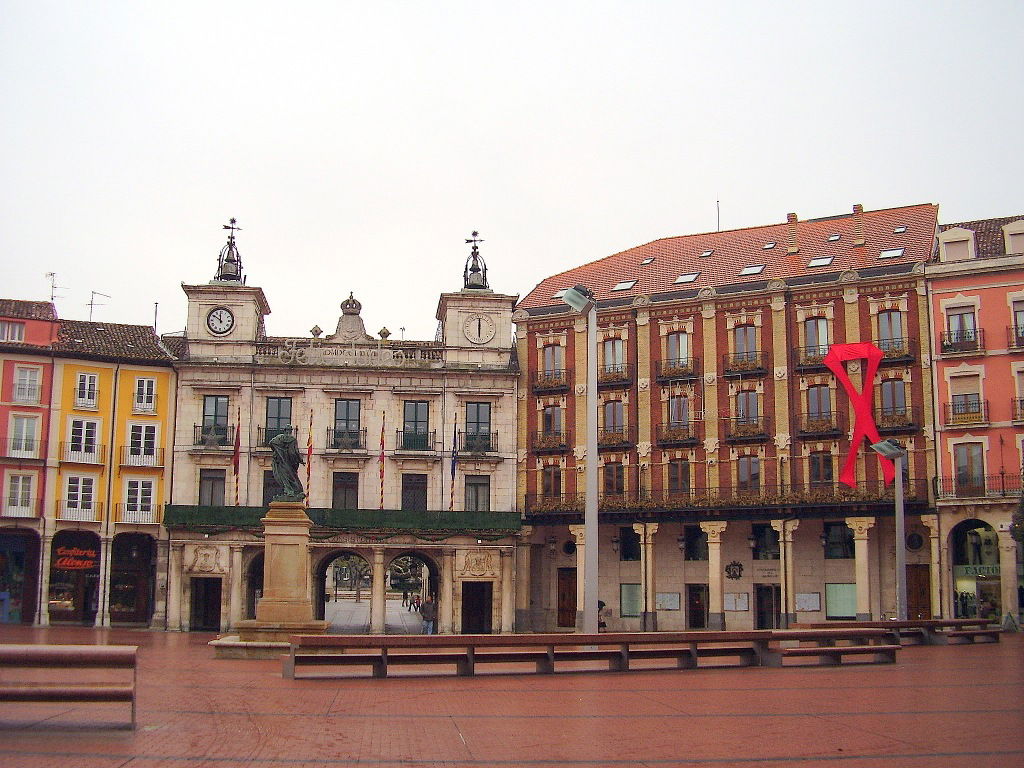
xmin=561 ymin=284 xmax=599 ymax=635
xmin=870 ymin=438 xmax=907 ymax=621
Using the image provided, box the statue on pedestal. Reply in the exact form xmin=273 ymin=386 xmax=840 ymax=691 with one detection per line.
xmin=268 ymin=432 xmax=305 ymax=501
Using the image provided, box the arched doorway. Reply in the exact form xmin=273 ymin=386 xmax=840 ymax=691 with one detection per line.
xmin=314 ymin=550 xmax=372 ymax=631
xmin=48 ymin=529 xmax=101 ymax=624
xmin=109 ymin=533 xmax=155 ymax=624
xmin=386 ymin=550 xmax=440 ymax=634
xmin=950 ymin=519 xmax=1000 ymax=620
xmin=0 ymin=528 xmax=40 ymax=624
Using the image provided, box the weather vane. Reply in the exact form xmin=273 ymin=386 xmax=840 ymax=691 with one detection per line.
xmin=222 ymin=218 xmax=242 ymax=240
xmin=465 ymin=230 xmax=484 ymax=249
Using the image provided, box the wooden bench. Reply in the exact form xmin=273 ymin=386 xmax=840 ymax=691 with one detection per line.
xmin=0 ymin=644 xmax=138 ymax=729
xmin=759 ymin=628 xmax=900 ymax=667
xmin=792 ymin=619 xmax=1001 ymax=646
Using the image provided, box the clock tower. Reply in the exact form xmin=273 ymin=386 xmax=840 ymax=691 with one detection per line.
xmin=436 ymin=232 xmax=517 ymax=355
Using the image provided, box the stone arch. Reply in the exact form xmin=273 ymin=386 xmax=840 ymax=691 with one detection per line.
xmin=948 ymin=518 xmax=1001 ymax=620
xmin=312 ymin=548 xmax=372 ymax=623
xmin=0 ymin=526 xmax=41 ymax=625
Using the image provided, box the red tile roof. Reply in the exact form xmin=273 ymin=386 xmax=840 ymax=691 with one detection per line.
xmin=940 ymin=215 xmax=1024 ymax=257
xmin=518 ymin=204 xmax=939 ymax=311
xmin=0 ymin=299 xmax=58 ymax=321
xmin=54 ymin=320 xmax=175 ymax=364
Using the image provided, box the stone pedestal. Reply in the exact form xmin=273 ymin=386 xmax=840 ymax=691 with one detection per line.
xmin=218 ymin=501 xmax=327 ymax=656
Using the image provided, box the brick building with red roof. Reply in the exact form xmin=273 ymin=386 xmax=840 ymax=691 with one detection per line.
xmin=513 ymin=204 xmax=941 ymax=631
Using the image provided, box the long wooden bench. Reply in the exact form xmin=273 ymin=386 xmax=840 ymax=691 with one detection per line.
xmin=763 ymin=628 xmax=900 ymax=667
xmin=0 ymin=644 xmax=138 ymax=729
xmin=283 ymin=628 xmax=898 ymax=679
xmin=792 ymin=619 xmax=1001 ymax=646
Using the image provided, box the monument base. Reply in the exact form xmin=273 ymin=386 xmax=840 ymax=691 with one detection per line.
xmin=235 ymin=618 xmax=329 ymax=643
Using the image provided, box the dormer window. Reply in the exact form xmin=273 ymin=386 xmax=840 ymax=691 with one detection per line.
xmin=879 ymin=248 xmax=904 ymax=260
xmin=611 ymin=280 xmax=637 ymax=291
xmin=0 ymin=320 xmax=26 ymax=342
xmin=674 ymin=272 xmax=700 ymax=284
xmin=938 ymin=227 xmax=976 ymax=262
xmin=1003 ymin=219 xmax=1024 ymax=254
xmin=739 ymin=264 xmax=765 ymax=276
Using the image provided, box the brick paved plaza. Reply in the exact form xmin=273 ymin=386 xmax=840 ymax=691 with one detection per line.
xmin=0 ymin=620 xmax=1021 ymax=768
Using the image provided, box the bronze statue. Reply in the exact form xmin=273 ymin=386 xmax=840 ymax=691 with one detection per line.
xmin=268 ymin=431 xmax=305 ymax=501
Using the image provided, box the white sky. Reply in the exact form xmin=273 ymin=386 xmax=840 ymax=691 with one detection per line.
xmin=2 ymin=1 xmax=1022 ymax=341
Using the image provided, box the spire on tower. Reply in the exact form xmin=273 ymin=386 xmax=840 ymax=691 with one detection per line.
xmin=215 ymin=218 xmax=244 ymax=282
xmin=463 ymin=231 xmax=489 ymax=290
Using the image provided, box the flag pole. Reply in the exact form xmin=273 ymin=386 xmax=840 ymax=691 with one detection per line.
xmin=378 ymin=410 xmax=386 ymax=509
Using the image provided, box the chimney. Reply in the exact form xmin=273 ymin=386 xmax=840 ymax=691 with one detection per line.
xmin=852 ymin=204 xmax=865 ymax=246
xmin=786 ymin=212 xmax=799 ymax=254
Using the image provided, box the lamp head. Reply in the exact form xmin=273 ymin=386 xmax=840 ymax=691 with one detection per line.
xmin=561 ymin=284 xmax=595 ymax=314
xmin=870 ymin=438 xmax=906 ymax=460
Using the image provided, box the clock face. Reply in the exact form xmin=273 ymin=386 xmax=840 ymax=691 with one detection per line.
xmin=464 ymin=313 xmax=496 ymax=344
xmin=206 ymin=307 xmax=235 ymax=335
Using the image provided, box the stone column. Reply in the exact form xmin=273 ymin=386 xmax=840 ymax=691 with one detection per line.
xmin=150 ymin=537 xmax=169 ymax=627
xmin=167 ymin=542 xmax=184 ymax=631
xmin=97 ymin=535 xmax=112 ymax=627
xmin=921 ymin=514 xmax=942 ymax=618
xmin=500 ymin=549 xmax=514 ymax=633
xmin=633 ymin=522 xmax=659 ymax=631
xmin=771 ymin=519 xmax=799 ymax=627
xmin=568 ymin=524 xmax=586 ymax=631
xmin=846 ymin=517 xmax=875 ymax=620
xmin=997 ymin=529 xmax=1020 ymax=630
xmin=514 ymin=525 xmax=533 ymax=632
xmin=36 ymin=532 xmax=53 ymax=626
xmin=700 ymin=521 xmax=728 ymax=630
xmin=370 ymin=547 xmax=386 ymax=634
xmin=439 ymin=548 xmax=455 ymax=634
xmin=228 ymin=545 xmax=244 ymax=630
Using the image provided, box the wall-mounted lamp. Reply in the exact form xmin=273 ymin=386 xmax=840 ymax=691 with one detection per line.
xmin=747 ymin=533 xmax=757 ymax=550
xmin=819 ymin=532 xmax=828 ymax=548
xmin=676 ymin=535 xmax=686 ymax=556
xmin=611 ymin=536 xmax=620 ymax=554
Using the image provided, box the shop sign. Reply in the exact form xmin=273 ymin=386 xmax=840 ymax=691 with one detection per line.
xmin=955 ymin=565 xmax=1000 ymax=578
xmin=54 ymin=546 xmax=98 ymax=570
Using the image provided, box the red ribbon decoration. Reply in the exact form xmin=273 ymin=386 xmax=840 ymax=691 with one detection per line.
xmin=822 ymin=342 xmax=895 ymax=488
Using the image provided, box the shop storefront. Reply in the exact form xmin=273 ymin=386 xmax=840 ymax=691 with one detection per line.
xmin=0 ymin=530 xmax=39 ymax=624
xmin=951 ymin=520 xmax=1001 ymax=620
xmin=48 ymin=529 xmax=101 ymax=624
xmin=109 ymin=533 xmax=156 ymax=624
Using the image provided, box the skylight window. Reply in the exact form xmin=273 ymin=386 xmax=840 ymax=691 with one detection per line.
xmin=828 ymin=234 xmax=840 ymax=242
xmin=879 ymin=248 xmax=905 ymax=259
xmin=640 ymin=257 xmax=655 ymax=265
xmin=763 ymin=242 xmax=776 ymax=250
xmin=808 ymin=256 xmax=834 ymax=268
xmin=894 ymin=226 xmax=907 ymax=234
xmin=552 ymin=288 xmax=568 ymax=299
xmin=699 ymin=249 xmax=714 ymax=258
xmin=674 ymin=272 xmax=700 ymax=284
xmin=739 ymin=264 xmax=765 ymax=276
xmin=611 ymin=280 xmax=637 ymax=291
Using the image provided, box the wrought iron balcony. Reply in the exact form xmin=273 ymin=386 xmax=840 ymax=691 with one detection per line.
xmin=2 ymin=498 xmax=39 ymax=518
xmin=943 ymin=400 xmax=989 ymax=427
xmin=723 ymin=416 xmax=769 ymax=442
xmin=793 ymin=345 xmax=830 ymax=370
xmin=532 ymin=368 xmax=572 ymax=393
xmin=2 ymin=437 xmax=39 ymax=459
xmin=655 ymin=421 xmax=701 ymax=446
xmin=940 ymin=328 xmax=985 ymax=355
xmin=597 ymin=363 xmax=635 ymax=388
xmin=132 ymin=394 xmax=158 ymax=414
xmin=524 ymin=493 xmax=583 ymax=516
xmin=12 ymin=385 xmax=41 ymax=404
xmin=396 ymin=430 xmax=436 ymax=452
xmin=877 ymin=336 xmax=917 ymax=364
xmin=257 ymin=425 xmax=297 ymax=447
xmin=460 ymin=431 xmax=497 ymax=453
xmin=875 ymin=406 xmax=922 ymax=434
xmin=1008 ymin=325 xmax=1024 ymax=350
xmin=74 ymin=392 xmax=99 ymax=409
xmin=530 ymin=430 xmax=569 ymax=453
xmin=656 ymin=357 xmax=700 ymax=381
xmin=935 ymin=474 xmax=1022 ymax=499
xmin=58 ymin=501 xmax=103 ymax=522
xmin=597 ymin=425 xmax=636 ymax=449
xmin=119 ymin=446 xmax=165 ymax=467
xmin=722 ymin=351 xmax=767 ymax=376
xmin=1013 ymin=398 xmax=1024 ymax=422
xmin=60 ymin=442 xmax=105 ymax=464
xmin=795 ymin=411 xmax=846 ymax=438
xmin=193 ymin=424 xmax=235 ymax=447
xmin=326 ymin=428 xmax=366 ymax=450
xmin=115 ymin=504 xmax=163 ymax=524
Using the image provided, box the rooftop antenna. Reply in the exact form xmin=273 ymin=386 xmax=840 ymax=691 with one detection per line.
xmin=716 ymin=200 xmax=720 ymax=232
xmin=45 ymin=272 xmax=66 ymax=302
xmin=400 ymin=327 xmax=405 ymax=340
xmin=88 ymin=291 xmax=111 ymax=321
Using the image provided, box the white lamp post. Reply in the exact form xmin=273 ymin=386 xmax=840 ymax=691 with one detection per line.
xmin=561 ymin=284 xmax=599 ymax=635
xmin=870 ymin=438 xmax=907 ymax=621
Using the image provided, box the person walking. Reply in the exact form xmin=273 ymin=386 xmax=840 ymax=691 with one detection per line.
xmin=419 ymin=595 xmax=436 ymax=635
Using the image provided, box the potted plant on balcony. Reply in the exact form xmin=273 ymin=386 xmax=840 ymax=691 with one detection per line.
xmin=533 ymin=433 xmax=565 ymax=451
xmin=660 ymin=424 xmax=694 ymax=443
xmin=662 ymin=360 xmax=694 ymax=378
xmin=731 ymin=420 xmax=763 ymax=438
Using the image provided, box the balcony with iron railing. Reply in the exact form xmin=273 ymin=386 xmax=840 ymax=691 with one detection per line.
xmin=115 ymin=503 xmax=163 ymax=524
xmin=119 ymin=446 xmax=165 ymax=467
xmin=874 ymin=406 xmax=922 ymax=434
xmin=597 ymin=363 xmax=635 ymax=388
xmin=655 ymin=421 xmax=701 ymax=446
xmin=795 ymin=411 xmax=846 ymax=438
xmin=326 ymin=427 xmax=367 ymax=450
xmin=532 ymin=368 xmax=572 ymax=393
xmin=74 ymin=391 xmax=99 ymax=410
xmin=877 ymin=336 xmax=917 ymax=364
xmin=193 ymin=424 xmax=236 ymax=447
xmin=793 ymin=345 xmax=830 ymax=371
xmin=655 ymin=357 xmax=700 ymax=382
xmin=395 ymin=430 xmax=437 ymax=452
xmin=597 ymin=425 xmax=636 ymax=449
xmin=459 ymin=431 xmax=498 ymax=453
xmin=530 ymin=430 xmax=569 ymax=453
xmin=1008 ymin=325 xmax=1024 ymax=350
xmin=12 ymin=385 xmax=41 ymax=404
xmin=722 ymin=351 xmax=767 ymax=377
xmin=257 ymin=425 xmax=297 ymax=447
xmin=723 ymin=415 xmax=770 ymax=443
xmin=58 ymin=501 xmax=103 ymax=522
xmin=1 ymin=437 xmax=39 ymax=460
xmin=940 ymin=328 xmax=985 ymax=355
xmin=1013 ymin=398 xmax=1024 ymax=422
xmin=943 ymin=399 xmax=989 ymax=428
xmin=935 ymin=474 xmax=1022 ymax=500
xmin=132 ymin=394 xmax=158 ymax=414
xmin=2 ymin=498 xmax=39 ymax=518
xmin=60 ymin=442 xmax=105 ymax=464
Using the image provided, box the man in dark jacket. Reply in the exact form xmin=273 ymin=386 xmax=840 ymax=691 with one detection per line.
xmin=420 ymin=595 xmax=437 ymax=634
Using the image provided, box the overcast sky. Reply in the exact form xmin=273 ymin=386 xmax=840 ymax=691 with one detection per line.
xmin=2 ymin=2 xmax=1021 ymax=341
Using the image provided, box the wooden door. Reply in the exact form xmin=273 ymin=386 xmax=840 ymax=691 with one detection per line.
xmin=906 ymin=564 xmax=931 ymax=619
xmin=556 ymin=568 xmax=576 ymax=627
xmin=461 ymin=581 xmax=493 ymax=634
xmin=686 ymin=584 xmax=708 ymax=629
xmin=755 ymin=584 xmax=781 ymax=629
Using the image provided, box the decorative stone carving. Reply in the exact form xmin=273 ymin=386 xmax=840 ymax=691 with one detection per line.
xmin=458 ymin=549 xmax=498 ymax=578
xmin=847 ymin=361 xmax=860 ymax=373
xmin=518 ymin=390 xmax=527 ymax=400
xmin=573 ymin=445 xmax=587 ymax=461
xmin=636 ymin=442 xmax=652 ymax=458
xmin=635 ymin=310 xmax=649 ymax=326
xmin=706 ymin=457 xmax=717 ymax=466
xmin=845 ymin=516 xmax=876 ymax=538
xmin=632 ymin=295 xmax=651 ymax=307
xmin=922 ymin=354 xmax=931 ymax=369
xmin=703 ymin=437 xmax=719 ymax=454
xmin=704 ymin=373 xmax=717 ymax=386
xmin=575 ymin=384 xmax=587 ymax=395
xmin=774 ymin=367 xmax=787 ymax=380
xmin=568 ymin=525 xmax=586 ymax=544
xmin=839 ymin=270 xmax=859 ymax=283
xmin=698 ymin=287 xmax=717 ymax=299
xmin=699 ymin=521 xmax=728 ymax=542
xmin=574 ymin=317 xmax=587 ymax=333
xmin=517 ymin=450 xmax=528 ymax=463
xmin=767 ymin=279 xmax=787 ymax=292
xmin=701 ymin=302 xmax=716 ymax=319
xmin=638 ymin=378 xmax=650 ymax=391
xmin=774 ymin=433 xmax=791 ymax=451
xmin=186 ymin=545 xmax=225 ymax=575
xmin=511 ymin=309 xmax=530 ymax=322
xmin=770 ymin=294 xmax=786 ymax=312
